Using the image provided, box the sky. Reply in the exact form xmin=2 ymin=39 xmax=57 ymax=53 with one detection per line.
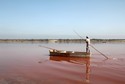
xmin=0 ymin=0 xmax=125 ymax=39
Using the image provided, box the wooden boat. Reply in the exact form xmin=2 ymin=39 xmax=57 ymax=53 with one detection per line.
xmin=49 ymin=49 xmax=90 ymax=57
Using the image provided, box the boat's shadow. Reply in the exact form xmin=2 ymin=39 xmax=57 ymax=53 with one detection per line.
xmin=50 ymin=56 xmax=91 ymax=83
xmin=50 ymin=56 xmax=90 ymax=65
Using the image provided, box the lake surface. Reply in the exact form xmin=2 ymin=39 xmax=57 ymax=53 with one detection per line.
xmin=0 ymin=43 xmax=125 ymax=84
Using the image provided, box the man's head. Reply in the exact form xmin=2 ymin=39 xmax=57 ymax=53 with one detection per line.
xmin=86 ymin=36 xmax=89 ymax=38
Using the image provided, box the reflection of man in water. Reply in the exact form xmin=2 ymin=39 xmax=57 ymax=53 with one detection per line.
xmin=85 ymin=36 xmax=90 ymax=53
xmin=85 ymin=60 xmax=90 ymax=83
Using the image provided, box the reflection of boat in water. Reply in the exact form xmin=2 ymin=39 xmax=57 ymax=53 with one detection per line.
xmin=49 ymin=50 xmax=90 ymax=57
xmin=50 ymin=56 xmax=90 ymax=83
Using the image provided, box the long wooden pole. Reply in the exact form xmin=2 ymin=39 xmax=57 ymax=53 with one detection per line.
xmin=90 ymin=45 xmax=108 ymax=59
xmin=39 ymin=45 xmax=56 ymax=50
xmin=73 ymin=31 xmax=109 ymax=59
xmin=39 ymin=45 xmax=60 ymax=51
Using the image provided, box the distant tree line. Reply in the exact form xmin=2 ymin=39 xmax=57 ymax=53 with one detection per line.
xmin=0 ymin=39 xmax=125 ymax=43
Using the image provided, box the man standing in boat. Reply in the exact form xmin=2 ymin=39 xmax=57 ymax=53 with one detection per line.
xmin=85 ymin=36 xmax=90 ymax=53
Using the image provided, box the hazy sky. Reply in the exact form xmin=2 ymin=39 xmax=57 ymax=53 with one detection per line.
xmin=0 ymin=0 xmax=125 ymax=39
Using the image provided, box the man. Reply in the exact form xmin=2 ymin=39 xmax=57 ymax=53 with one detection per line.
xmin=85 ymin=36 xmax=90 ymax=53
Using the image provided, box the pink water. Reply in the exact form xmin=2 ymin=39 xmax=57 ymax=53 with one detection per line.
xmin=0 ymin=43 xmax=125 ymax=84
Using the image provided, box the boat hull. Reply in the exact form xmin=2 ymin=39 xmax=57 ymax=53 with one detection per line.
xmin=49 ymin=50 xmax=90 ymax=57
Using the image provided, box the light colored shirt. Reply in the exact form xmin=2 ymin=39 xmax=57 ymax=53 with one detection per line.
xmin=86 ymin=38 xmax=90 ymax=45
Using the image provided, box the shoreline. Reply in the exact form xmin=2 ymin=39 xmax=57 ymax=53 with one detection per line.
xmin=0 ymin=39 xmax=125 ymax=43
